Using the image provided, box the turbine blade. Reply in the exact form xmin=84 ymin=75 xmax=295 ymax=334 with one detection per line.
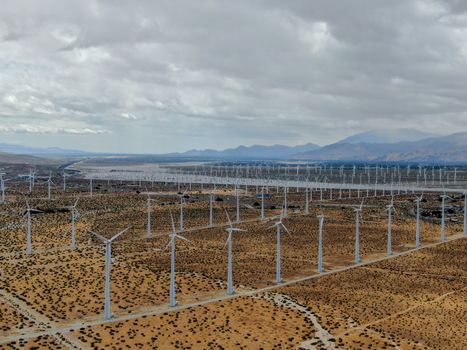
xmin=163 ymin=239 xmax=172 ymax=252
xmin=170 ymin=210 xmax=176 ymax=233
xmin=175 ymin=234 xmax=191 ymax=243
xmin=223 ymin=233 xmax=231 ymax=249
xmin=224 ymin=209 xmax=233 ymax=228
xmin=281 ymin=223 xmax=291 ymax=235
xmin=110 ymin=226 xmax=131 ymax=242
xmin=91 ymin=231 xmax=108 ymax=243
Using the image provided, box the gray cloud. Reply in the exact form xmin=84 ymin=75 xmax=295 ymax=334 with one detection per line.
xmin=0 ymin=0 xmax=466 ymax=153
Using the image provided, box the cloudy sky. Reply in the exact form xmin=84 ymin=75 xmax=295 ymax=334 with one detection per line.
xmin=1 ymin=0 xmax=467 ymax=153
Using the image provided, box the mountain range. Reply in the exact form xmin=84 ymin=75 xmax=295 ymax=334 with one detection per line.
xmin=176 ymin=143 xmax=321 ymax=159
xmin=336 ymin=129 xmax=438 ymax=144
xmin=295 ymin=132 xmax=467 ymax=162
xmin=0 ymin=143 xmax=95 ymax=157
xmin=0 ymin=129 xmax=466 ymax=163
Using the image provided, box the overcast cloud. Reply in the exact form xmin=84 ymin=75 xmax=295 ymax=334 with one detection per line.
xmin=1 ymin=0 xmax=467 ymax=153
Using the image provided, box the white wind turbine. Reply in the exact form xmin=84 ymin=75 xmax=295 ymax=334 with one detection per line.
xmin=386 ymin=197 xmax=395 ymax=256
xmin=24 ymin=200 xmax=43 ymax=255
xmin=28 ymin=170 xmax=36 ymax=193
xmin=44 ymin=172 xmax=55 ymax=200
xmin=19 ymin=170 xmax=35 ymax=193
xmin=165 ymin=211 xmax=191 ymax=307
xmin=91 ymin=226 xmax=131 ymax=320
xmin=223 ymin=209 xmax=246 ymax=295
xmin=317 ymin=213 xmax=325 ymax=273
xmin=62 ymin=172 xmax=71 ymax=192
xmin=64 ymin=197 xmax=80 ymax=250
xmin=269 ymin=205 xmax=290 ymax=284
xmin=353 ymin=200 xmax=364 ymax=264
xmin=415 ymin=194 xmax=423 ymax=248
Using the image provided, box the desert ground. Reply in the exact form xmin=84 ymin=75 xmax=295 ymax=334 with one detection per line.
xmin=0 ymin=166 xmax=465 ymax=349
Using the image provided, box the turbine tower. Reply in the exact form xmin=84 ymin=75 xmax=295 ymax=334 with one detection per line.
xmin=236 ymin=186 xmax=241 ymax=224
xmin=224 ymin=210 xmax=246 ymax=295
xmin=415 ymin=194 xmax=423 ymax=247
xmin=146 ymin=193 xmax=156 ymax=239
xmin=44 ymin=172 xmax=54 ymax=200
xmin=0 ymin=172 xmax=6 ymax=203
xmin=387 ymin=197 xmax=395 ymax=256
xmin=24 ymin=200 xmax=43 ymax=255
xmin=91 ymin=226 xmax=131 ymax=320
xmin=177 ymin=191 xmax=187 ymax=232
xmin=464 ymin=191 xmax=466 ymax=235
xmin=65 ymin=197 xmax=80 ymax=250
xmin=209 ymin=192 xmax=214 ymax=227
xmin=317 ymin=213 xmax=324 ymax=273
xmin=353 ymin=201 xmax=364 ymax=264
xmin=269 ymin=207 xmax=290 ymax=283
xmin=283 ymin=187 xmax=288 ymax=218
xmin=260 ymin=187 xmax=265 ymax=220
xmin=62 ymin=172 xmax=69 ymax=192
xmin=166 ymin=211 xmax=191 ymax=307
xmin=440 ymin=194 xmax=451 ymax=241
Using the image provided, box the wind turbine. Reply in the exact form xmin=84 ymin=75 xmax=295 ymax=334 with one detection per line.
xmin=223 ymin=210 xmax=246 ymax=295
xmin=62 ymin=172 xmax=70 ymax=192
xmin=440 ymin=194 xmax=451 ymax=241
xmin=65 ymin=197 xmax=80 ymax=250
xmin=19 ymin=170 xmax=35 ymax=193
xmin=353 ymin=200 xmax=364 ymax=264
xmin=165 ymin=211 xmax=191 ymax=307
xmin=269 ymin=206 xmax=290 ymax=283
xmin=24 ymin=200 xmax=43 ymax=255
xmin=27 ymin=169 xmax=36 ymax=193
xmin=91 ymin=226 xmax=131 ymax=320
xmin=44 ymin=172 xmax=55 ymax=200
xmin=386 ymin=197 xmax=395 ymax=256
xmin=415 ymin=194 xmax=423 ymax=247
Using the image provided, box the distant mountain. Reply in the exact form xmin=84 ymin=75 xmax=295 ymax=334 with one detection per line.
xmin=0 ymin=143 xmax=95 ymax=157
xmin=177 ymin=143 xmax=321 ymax=159
xmin=0 ymin=151 xmax=59 ymax=165
xmin=337 ymin=129 xmax=439 ymax=144
xmin=295 ymin=132 xmax=467 ymax=162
